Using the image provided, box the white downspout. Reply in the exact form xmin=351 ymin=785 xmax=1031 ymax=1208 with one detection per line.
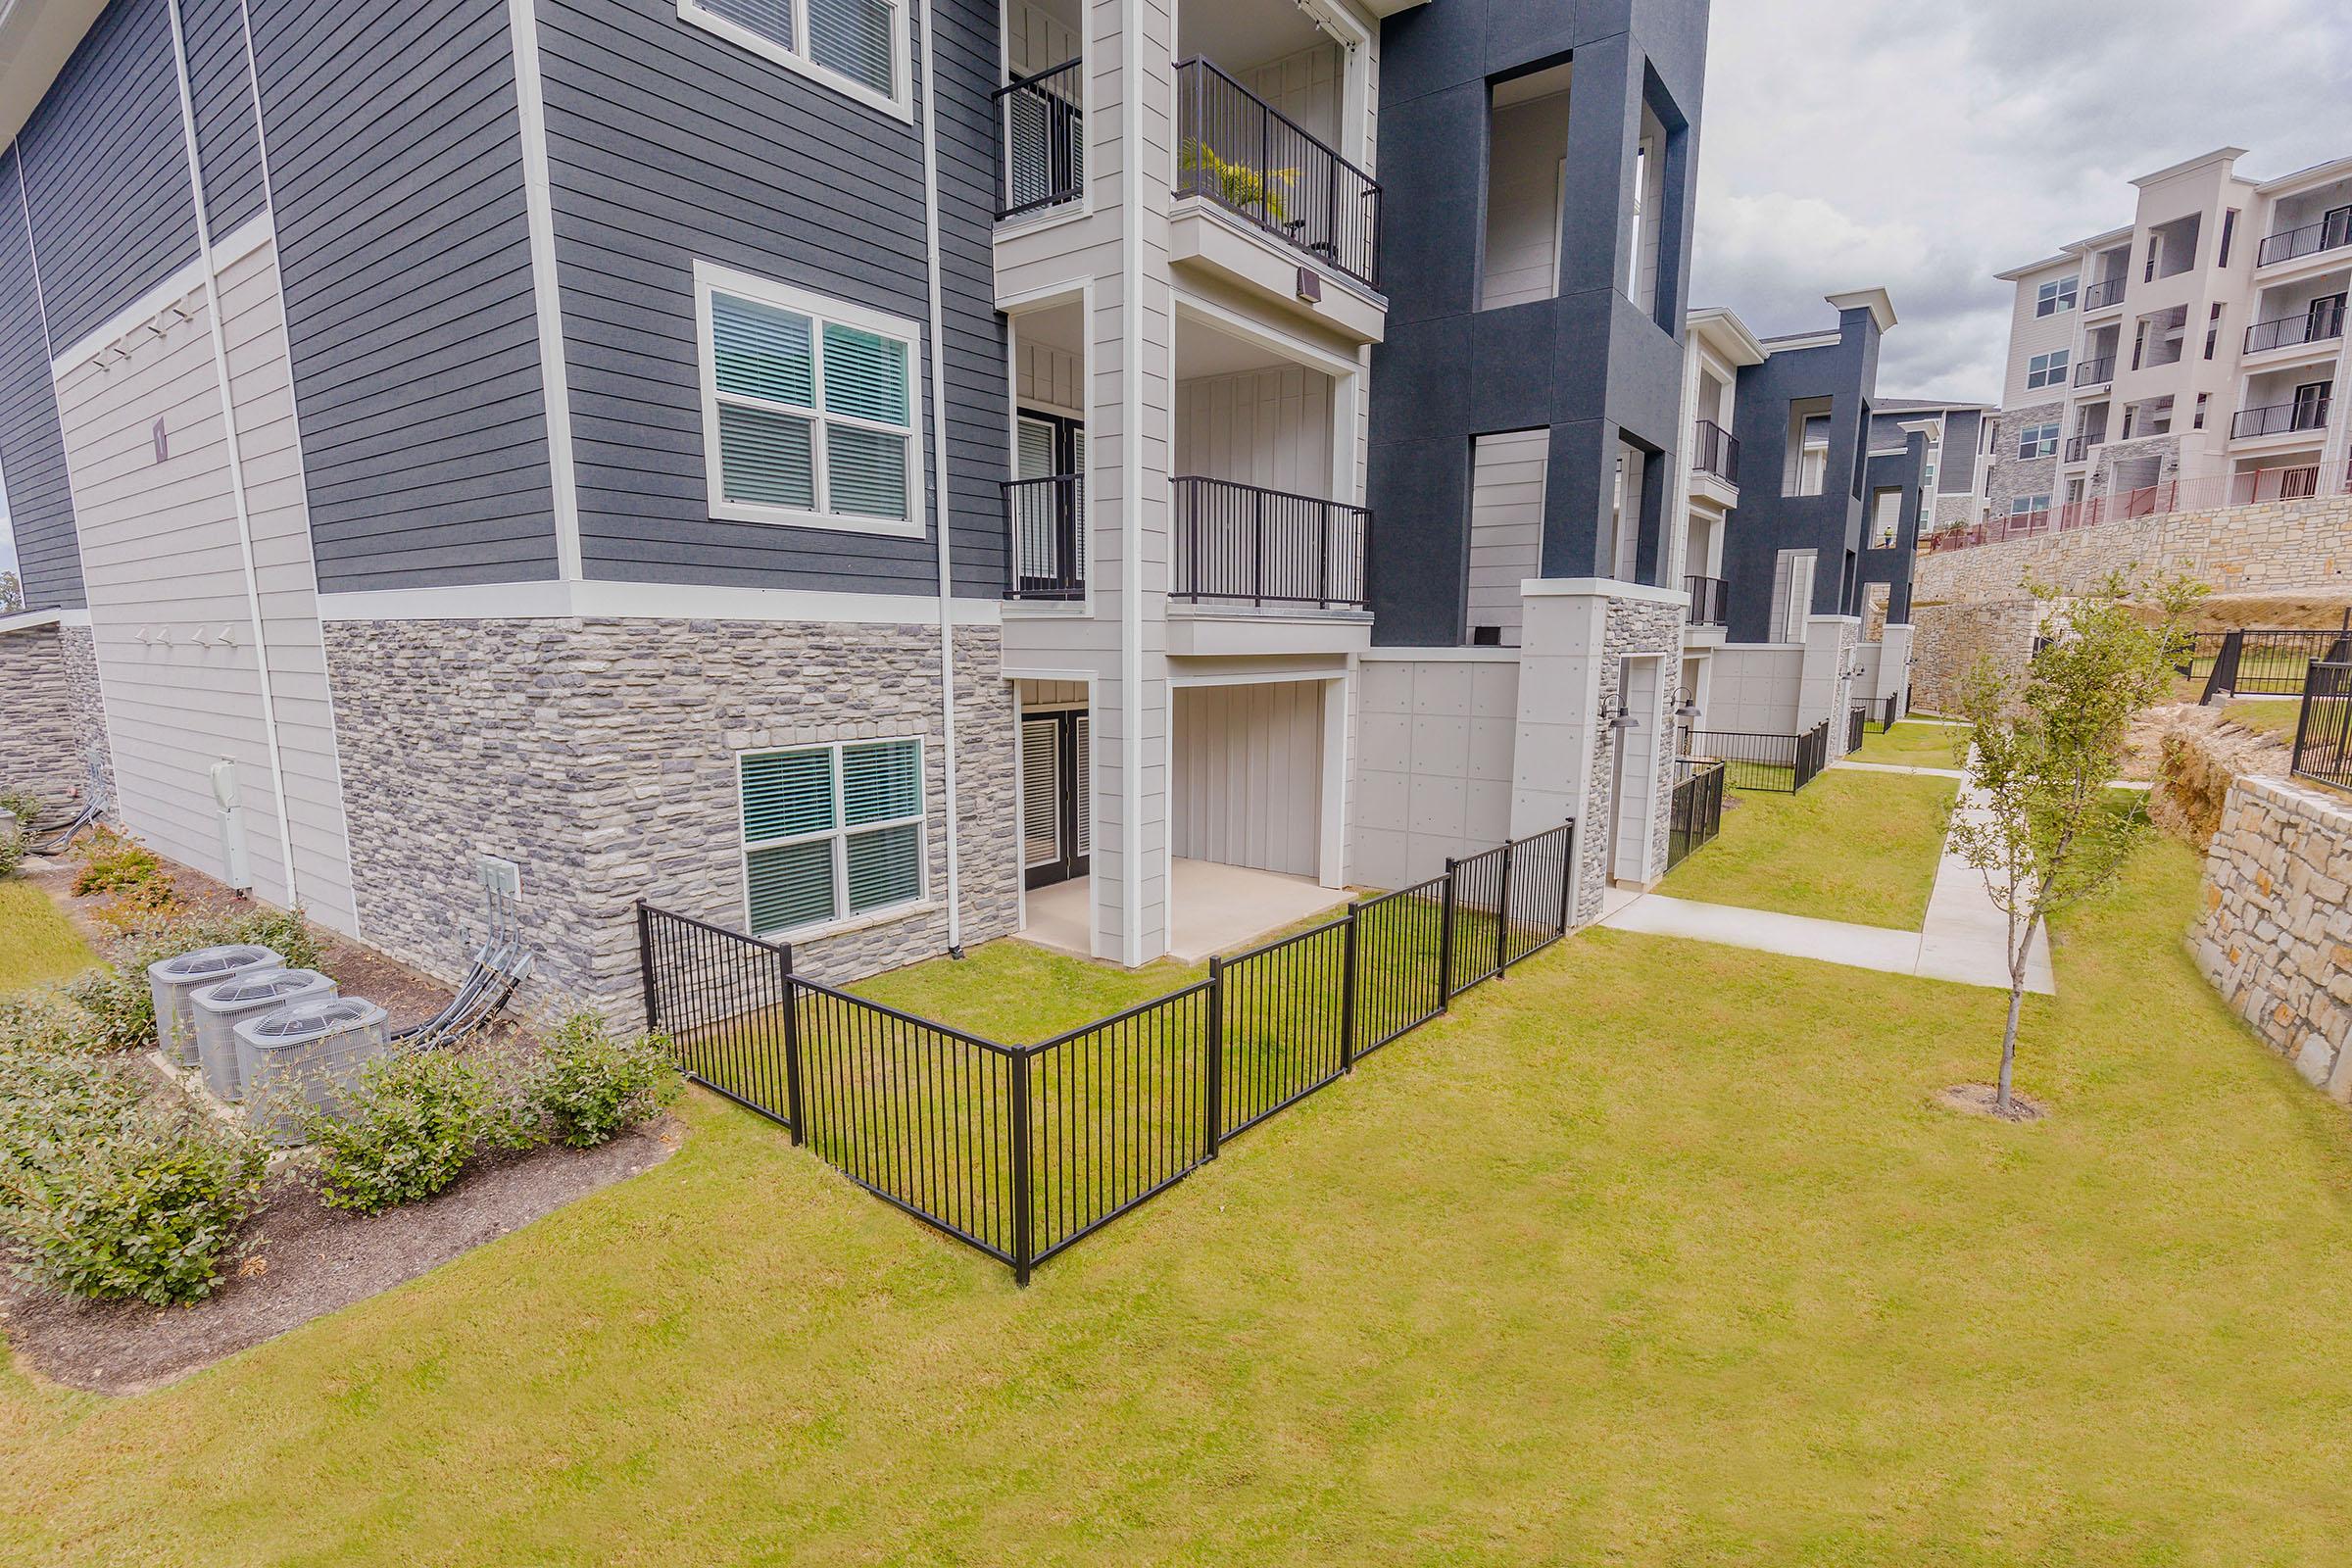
xmin=167 ymin=0 xmax=302 ymax=910
xmin=915 ymin=0 xmax=964 ymax=955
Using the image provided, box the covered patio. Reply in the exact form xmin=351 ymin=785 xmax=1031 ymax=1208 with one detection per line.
xmin=1020 ymin=859 xmax=1351 ymax=965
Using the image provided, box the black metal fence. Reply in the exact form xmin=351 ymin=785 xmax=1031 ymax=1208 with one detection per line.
xmin=1680 ymin=719 xmax=1830 ymax=794
xmin=1690 ymin=418 xmax=1739 ymax=483
xmin=1172 ymin=476 xmax=1368 ymax=610
xmin=1003 ymin=474 xmax=1085 ymax=601
xmin=2292 ymin=662 xmax=2352 ymax=797
xmin=1846 ymin=705 xmax=1867 ymax=757
xmin=638 ymin=822 xmax=1577 ymax=1283
xmin=1684 ymin=573 xmax=1728 ymax=627
xmin=2186 ymin=627 xmax=2352 ymax=700
xmin=994 ymin=58 xmax=1084 ymax=220
xmin=1667 ymin=758 xmax=1726 ymax=870
xmin=1175 ymin=57 xmax=1380 ymax=288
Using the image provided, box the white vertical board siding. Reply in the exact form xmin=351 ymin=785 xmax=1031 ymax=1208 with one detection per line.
xmin=51 ymin=237 xmax=358 ymax=933
xmin=1242 ymin=43 xmax=1343 ymax=147
xmin=1481 ymin=90 xmax=1570 ymax=312
xmin=1016 ymin=342 xmax=1085 ymax=414
xmin=1467 ymin=430 xmax=1546 ymax=646
xmin=1170 ymin=681 xmax=1323 ymax=877
xmin=1006 ymin=0 xmax=1079 ymax=77
xmin=1174 ymin=368 xmax=1334 ymax=492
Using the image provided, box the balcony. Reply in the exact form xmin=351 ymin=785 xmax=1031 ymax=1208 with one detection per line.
xmin=994 ymin=58 xmax=1084 ymax=220
xmin=2258 ymin=211 xmax=2352 ymax=269
xmin=1174 ymin=57 xmax=1380 ymax=291
xmin=2064 ymin=435 xmax=2092 ymax=464
xmin=2245 ymin=299 xmax=2346 ymax=355
xmin=2082 ymin=277 xmax=2127 ymax=312
xmin=2074 ymin=356 xmax=2115 ymax=388
xmin=1684 ymin=575 xmax=1728 ymax=628
xmin=1690 ymin=419 xmax=1740 ymax=485
xmin=2232 ymin=398 xmax=2331 ymax=440
xmin=1003 ymin=474 xmax=1085 ymax=602
xmin=1172 ymin=476 xmax=1367 ymax=612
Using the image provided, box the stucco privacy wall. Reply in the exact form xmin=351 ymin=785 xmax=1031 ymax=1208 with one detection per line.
xmin=1352 ymin=653 xmax=1521 ymax=890
xmin=1915 ymin=492 xmax=2352 ymax=606
xmin=1909 ymin=600 xmax=2040 ymax=714
xmin=0 ymin=621 xmax=78 ymax=803
xmin=1697 ymin=643 xmax=1802 ymax=735
xmin=2196 ymin=774 xmax=2352 ymax=1104
xmin=321 ymin=618 xmax=1021 ymax=1022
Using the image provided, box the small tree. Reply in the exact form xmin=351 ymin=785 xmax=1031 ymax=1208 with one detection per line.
xmin=1948 ymin=573 xmax=2199 ymax=1117
xmin=0 ymin=571 xmax=22 ymax=614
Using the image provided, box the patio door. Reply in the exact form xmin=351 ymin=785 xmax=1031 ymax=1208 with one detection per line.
xmin=2293 ymin=379 xmax=2332 ymax=430
xmin=1021 ymin=710 xmax=1090 ymax=890
xmin=1014 ymin=410 xmax=1085 ymax=595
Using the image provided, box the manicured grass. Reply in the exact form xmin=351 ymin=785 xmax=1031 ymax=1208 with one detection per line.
xmin=13 ymin=842 xmax=2352 ymax=1562
xmin=2224 ymin=698 xmax=2302 ymax=743
xmin=1661 ymin=768 xmax=1957 ymax=929
xmin=853 ymin=937 xmax=1202 ymax=1044
xmin=0 ymin=877 xmax=95 ymax=992
xmin=1852 ymin=718 xmax=1968 ymax=768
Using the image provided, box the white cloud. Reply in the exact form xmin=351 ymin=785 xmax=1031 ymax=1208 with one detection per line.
xmin=1690 ymin=0 xmax=2352 ymax=401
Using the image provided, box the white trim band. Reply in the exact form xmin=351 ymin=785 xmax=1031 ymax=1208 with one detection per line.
xmin=314 ymin=579 xmax=1005 ymax=626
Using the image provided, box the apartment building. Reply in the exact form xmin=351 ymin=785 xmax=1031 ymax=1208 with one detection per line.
xmin=0 ymin=0 xmax=1713 ymax=1012
xmin=1984 ymin=146 xmax=2352 ymax=530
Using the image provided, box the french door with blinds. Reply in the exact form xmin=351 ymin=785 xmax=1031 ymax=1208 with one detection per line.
xmin=1020 ymin=709 xmax=1090 ymax=890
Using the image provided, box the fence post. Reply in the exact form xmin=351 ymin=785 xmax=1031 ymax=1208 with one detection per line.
xmin=1203 ymin=956 xmax=1225 ymax=1157
xmin=1010 ymin=1046 xmax=1034 ymax=1287
xmin=634 ymin=900 xmax=659 ymax=1034
xmin=2203 ymin=629 xmax=2243 ymax=703
xmin=1437 ymin=858 xmax=1458 ymax=1006
xmin=777 ymin=943 xmax=806 ymax=1147
xmin=1556 ymin=820 xmax=1577 ymax=936
xmin=1494 ymin=837 xmax=1515 ymax=977
xmin=1338 ymin=901 xmax=1359 ymax=1073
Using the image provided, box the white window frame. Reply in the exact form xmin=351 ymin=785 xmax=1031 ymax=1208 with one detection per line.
xmin=677 ymin=0 xmax=913 ymax=122
xmin=2016 ymin=421 xmax=2059 ymax=459
xmin=695 ymin=260 xmax=927 ymax=539
xmin=2010 ymin=493 xmax=2052 ymax=517
xmin=2025 ymin=349 xmax=2069 ymax=390
xmin=2035 ymin=275 xmax=2079 ymax=318
xmin=738 ymin=736 xmax=930 ymax=941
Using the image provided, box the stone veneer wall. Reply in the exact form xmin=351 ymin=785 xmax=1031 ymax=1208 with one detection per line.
xmin=322 ymin=617 xmax=1020 ymax=1023
xmin=1915 ymin=492 xmax=2352 ymax=605
xmin=58 ymin=625 xmax=115 ymax=811
xmin=1984 ymin=403 xmax=2061 ymax=516
xmin=2196 ymin=774 xmax=2352 ymax=1104
xmin=1573 ymin=596 xmax=1683 ymax=924
xmin=1909 ymin=600 xmax=2039 ymax=714
xmin=0 ymin=623 xmax=82 ymax=806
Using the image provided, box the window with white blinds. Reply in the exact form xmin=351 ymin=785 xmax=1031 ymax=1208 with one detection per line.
xmin=740 ymin=738 xmax=927 ymax=938
xmin=696 ymin=262 xmax=923 ymax=537
xmin=679 ymin=0 xmax=908 ymax=120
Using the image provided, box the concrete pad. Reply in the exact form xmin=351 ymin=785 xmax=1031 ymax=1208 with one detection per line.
xmin=1602 ymin=895 xmax=1926 ymax=977
xmin=1020 ymin=858 xmax=1351 ymax=965
xmin=1834 ymin=760 xmax=1968 ymax=779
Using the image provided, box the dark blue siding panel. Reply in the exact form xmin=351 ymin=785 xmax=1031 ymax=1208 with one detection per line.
xmin=0 ymin=147 xmax=85 ymax=611
xmin=537 ymin=0 xmax=1006 ymax=597
xmin=183 ymin=0 xmax=267 ymax=233
xmin=16 ymin=0 xmax=199 ymax=351
xmin=248 ymin=0 xmax=560 ymax=591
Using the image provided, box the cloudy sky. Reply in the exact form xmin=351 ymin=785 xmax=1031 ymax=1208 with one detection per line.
xmin=1693 ymin=0 xmax=2352 ymax=402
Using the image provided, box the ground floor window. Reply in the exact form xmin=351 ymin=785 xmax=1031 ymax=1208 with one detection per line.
xmin=740 ymin=738 xmax=926 ymax=937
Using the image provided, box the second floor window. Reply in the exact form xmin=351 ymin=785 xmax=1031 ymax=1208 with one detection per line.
xmin=2017 ymin=421 xmax=2060 ymax=459
xmin=682 ymin=0 xmax=908 ymax=120
xmin=2026 ymin=349 xmax=2070 ymax=390
xmin=2035 ymin=276 xmax=2079 ymax=317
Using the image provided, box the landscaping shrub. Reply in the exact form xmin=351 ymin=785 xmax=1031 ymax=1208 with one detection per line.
xmin=521 ymin=1012 xmax=681 ymax=1149
xmin=303 ymin=1052 xmax=507 ymax=1215
xmin=73 ymin=828 xmax=166 ymax=898
xmin=0 ymin=988 xmax=101 ymax=1056
xmin=0 ymin=788 xmax=44 ymax=828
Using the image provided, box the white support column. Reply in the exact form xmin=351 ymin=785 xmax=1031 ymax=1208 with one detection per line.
xmin=1800 ymin=612 xmax=1864 ymax=753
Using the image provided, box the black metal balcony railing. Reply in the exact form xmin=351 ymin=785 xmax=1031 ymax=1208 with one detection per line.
xmin=2064 ymin=435 xmax=2091 ymax=464
xmin=995 ymin=58 xmax=1084 ymax=220
xmin=1690 ymin=419 xmax=1740 ymax=484
xmin=2231 ymin=398 xmax=2332 ymax=439
xmin=1684 ymin=574 xmax=1729 ymax=627
xmin=2257 ymin=210 xmax=2352 ymax=268
xmin=1003 ymin=474 xmax=1085 ymax=601
xmin=2082 ymin=277 xmax=2128 ymax=311
xmin=2245 ymin=299 xmax=2346 ymax=355
xmin=1172 ymin=476 xmax=1368 ymax=610
xmin=1174 ymin=57 xmax=1381 ymax=290
xmin=2074 ymin=355 xmax=2115 ymax=387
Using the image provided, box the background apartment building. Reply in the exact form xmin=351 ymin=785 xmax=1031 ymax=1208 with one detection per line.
xmin=1985 ymin=146 xmax=2352 ymax=532
xmin=0 ymin=0 xmax=1716 ymax=1014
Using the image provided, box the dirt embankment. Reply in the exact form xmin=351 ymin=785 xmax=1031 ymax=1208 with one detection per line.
xmin=2140 ymin=704 xmax=2292 ymax=848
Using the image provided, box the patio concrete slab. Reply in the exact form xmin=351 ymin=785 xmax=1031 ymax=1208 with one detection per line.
xmin=1020 ymin=858 xmax=1351 ymax=965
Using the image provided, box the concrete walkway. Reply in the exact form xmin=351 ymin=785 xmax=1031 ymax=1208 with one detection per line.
xmin=1835 ymin=760 xmax=1968 ymax=779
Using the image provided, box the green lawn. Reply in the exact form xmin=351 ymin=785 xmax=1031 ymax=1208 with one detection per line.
xmin=1661 ymin=768 xmax=1957 ymax=929
xmin=12 ymin=843 xmax=2352 ymax=1562
xmin=2224 ymin=698 xmax=2302 ymax=743
xmin=0 ymin=877 xmax=95 ymax=992
xmin=1852 ymin=718 xmax=1968 ymax=768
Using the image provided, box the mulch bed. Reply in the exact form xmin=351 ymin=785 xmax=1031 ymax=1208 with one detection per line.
xmin=2 ymin=1115 xmax=681 ymax=1396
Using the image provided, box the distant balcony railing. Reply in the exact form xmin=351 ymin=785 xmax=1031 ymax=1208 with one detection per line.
xmin=1172 ymin=476 xmax=1368 ymax=610
xmin=1174 ymin=57 xmax=1381 ymax=290
xmin=2232 ymin=398 xmax=2331 ymax=439
xmin=2074 ymin=355 xmax=2115 ymax=387
xmin=2244 ymin=299 xmax=2346 ymax=354
xmin=995 ymin=58 xmax=1084 ymax=220
xmin=1690 ymin=419 xmax=1740 ymax=483
xmin=1003 ymin=474 xmax=1085 ymax=601
xmin=2082 ymin=277 xmax=2127 ymax=311
xmin=1684 ymin=574 xmax=1729 ymax=627
xmin=2064 ymin=435 xmax=2091 ymax=464
xmin=2257 ymin=210 xmax=2352 ymax=268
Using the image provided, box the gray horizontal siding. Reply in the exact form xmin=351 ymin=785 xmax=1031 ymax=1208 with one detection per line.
xmin=16 ymin=0 xmax=200 ymax=352
xmin=183 ymin=0 xmax=266 ymax=234
xmin=537 ymin=0 xmax=1007 ymax=597
xmin=248 ymin=0 xmax=559 ymax=591
xmin=0 ymin=146 xmax=85 ymax=611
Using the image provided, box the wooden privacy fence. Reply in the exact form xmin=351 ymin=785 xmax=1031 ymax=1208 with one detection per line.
xmin=638 ymin=822 xmax=1576 ymax=1283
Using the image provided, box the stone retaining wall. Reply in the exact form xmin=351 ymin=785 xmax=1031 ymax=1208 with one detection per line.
xmin=1908 ymin=599 xmax=2040 ymax=714
xmin=0 ymin=621 xmax=82 ymax=807
xmin=2196 ymin=774 xmax=2352 ymax=1104
xmin=1915 ymin=492 xmax=2352 ymax=606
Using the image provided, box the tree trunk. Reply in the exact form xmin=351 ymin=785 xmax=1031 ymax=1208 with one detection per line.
xmin=1996 ymin=924 xmax=2030 ymax=1116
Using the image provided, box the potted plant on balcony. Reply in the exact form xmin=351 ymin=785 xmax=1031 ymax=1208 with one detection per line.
xmin=1180 ymin=140 xmax=1298 ymax=224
